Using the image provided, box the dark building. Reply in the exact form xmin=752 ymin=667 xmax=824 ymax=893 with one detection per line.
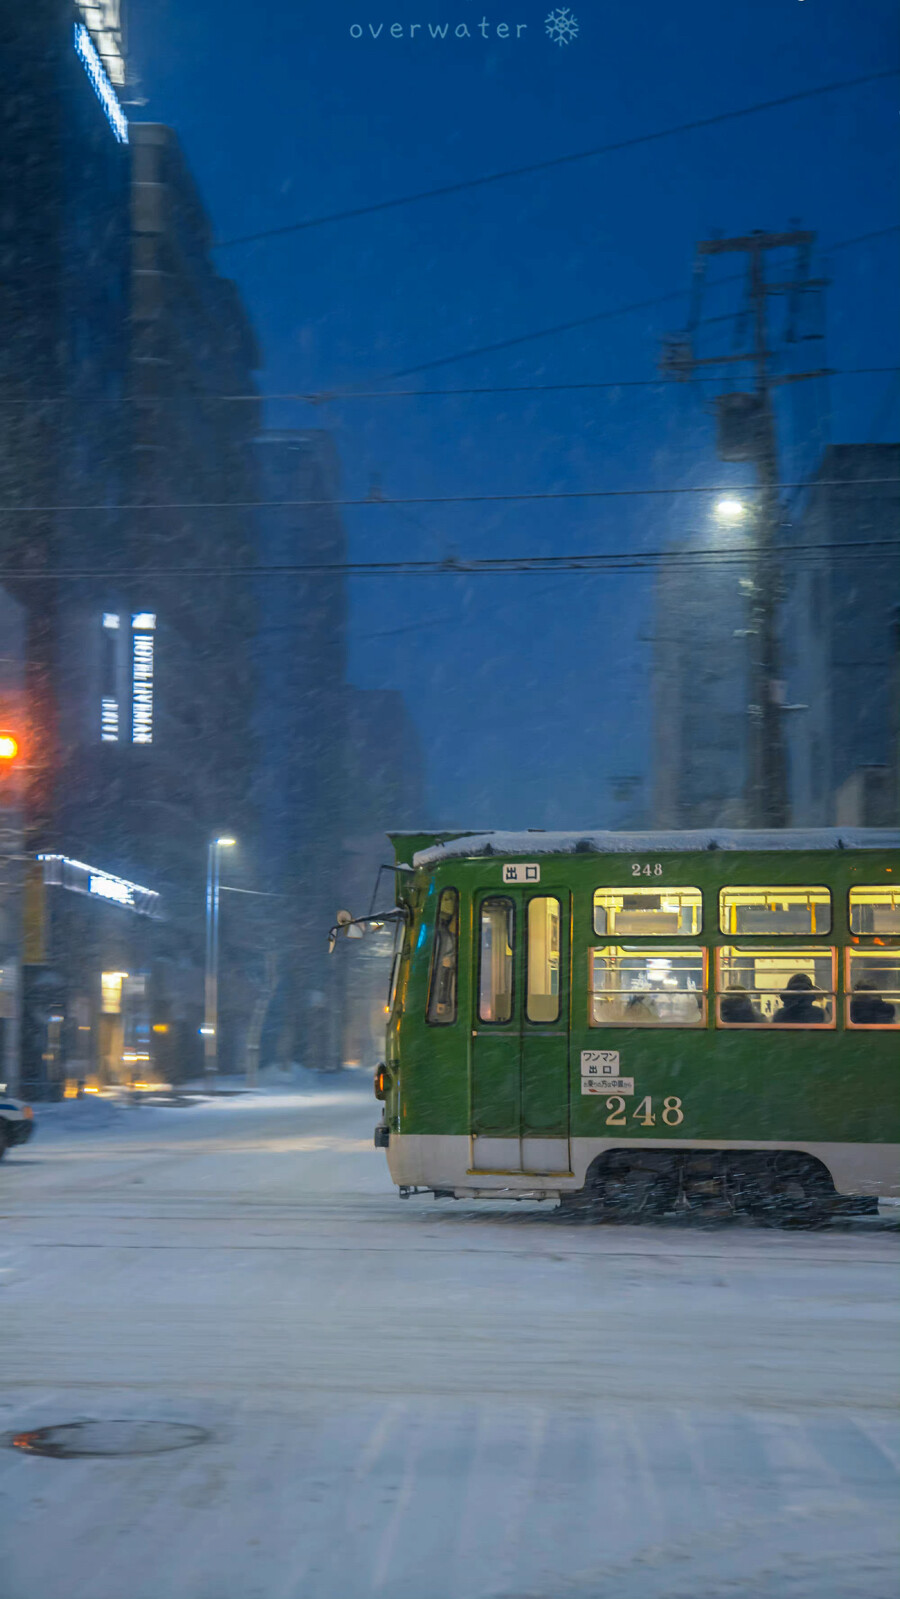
xmin=1 ymin=11 xmax=262 ymax=1089
xmin=254 ymin=431 xmax=348 ymax=1071
xmin=650 ymin=524 xmax=751 ymax=828
xmin=0 ymin=588 xmax=27 ymax=1090
xmin=55 ymin=121 xmax=263 ymax=1083
xmin=0 ymin=1 xmax=130 ymax=839
xmin=782 ymin=445 xmax=900 ymax=826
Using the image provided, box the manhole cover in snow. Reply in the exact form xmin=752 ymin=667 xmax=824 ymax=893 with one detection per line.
xmin=10 ymin=1421 xmax=210 ymax=1458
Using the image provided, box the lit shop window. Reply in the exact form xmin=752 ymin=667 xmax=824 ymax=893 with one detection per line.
xmin=101 ymin=971 xmax=128 ymax=1015
xmin=131 ymin=614 xmax=155 ymax=744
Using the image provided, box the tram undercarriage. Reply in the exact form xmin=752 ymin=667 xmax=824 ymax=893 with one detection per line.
xmin=561 ymin=1148 xmax=878 ymax=1223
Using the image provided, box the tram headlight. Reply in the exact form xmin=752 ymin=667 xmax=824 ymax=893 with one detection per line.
xmin=374 ymin=1064 xmax=388 ymax=1100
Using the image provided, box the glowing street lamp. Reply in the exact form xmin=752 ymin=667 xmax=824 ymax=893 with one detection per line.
xmin=204 ymin=835 xmax=236 ymax=1088
xmin=714 ymin=497 xmax=747 ymax=523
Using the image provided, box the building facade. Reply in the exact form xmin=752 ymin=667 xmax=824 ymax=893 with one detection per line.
xmin=1 ymin=11 xmax=263 ymax=1090
xmin=782 ymin=445 xmax=900 ymax=826
xmin=0 ymin=0 xmax=131 ymax=842
xmin=650 ymin=527 xmax=751 ymax=828
xmin=0 ymin=589 xmax=27 ymax=1090
xmin=253 ymin=431 xmax=348 ymax=1070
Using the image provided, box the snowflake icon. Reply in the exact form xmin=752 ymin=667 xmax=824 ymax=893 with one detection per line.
xmin=545 ymin=6 xmax=579 ymax=46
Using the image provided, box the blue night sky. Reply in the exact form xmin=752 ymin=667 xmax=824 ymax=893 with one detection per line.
xmin=129 ymin=0 xmax=899 ymax=829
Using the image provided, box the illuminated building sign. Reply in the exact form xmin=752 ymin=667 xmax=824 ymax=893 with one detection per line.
xmin=101 ymin=697 xmax=119 ymax=741
xmin=76 ymin=1 xmax=126 ymax=85
xmin=38 ymin=855 xmax=160 ymax=919
xmin=101 ymin=612 xmax=120 ymax=741
xmin=74 ymin=22 xmax=128 ymax=144
xmin=132 ymin=615 xmax=155 ymax=744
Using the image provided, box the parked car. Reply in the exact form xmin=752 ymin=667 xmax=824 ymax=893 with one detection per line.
xmin=0 ymin=1093 xmax=34 ymax=1157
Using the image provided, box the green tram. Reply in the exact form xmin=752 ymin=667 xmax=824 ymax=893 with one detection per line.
xmin=342 ymin=829 xmax=900 ymax=1218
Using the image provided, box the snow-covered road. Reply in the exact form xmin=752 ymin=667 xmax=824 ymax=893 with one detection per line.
xmin=1 ymin=1082 xmax=897 ymax=1599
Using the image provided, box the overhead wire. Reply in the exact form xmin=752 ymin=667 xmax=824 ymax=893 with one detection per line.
xmin=2 ymin=538 xmax=896 ymax=582
xmin=1 ymin=365 xmax=896 ymax=408
xmin=213 ymin=72 xmax=900 ymax=249
xmin=389 ymin=226 xmax=900 ymax=377
xmin=2 ymin=477 xmax=896 ymax=514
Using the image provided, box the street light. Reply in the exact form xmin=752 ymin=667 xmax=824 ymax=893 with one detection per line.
xmin=714 ymin=497 xmax=746 ymax=523
xmin=204 ymin=836 xmax=236 ymax=1089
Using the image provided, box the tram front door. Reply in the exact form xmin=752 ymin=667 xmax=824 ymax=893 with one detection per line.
xmin=469 ymin=888 xmax=572 ymax=1175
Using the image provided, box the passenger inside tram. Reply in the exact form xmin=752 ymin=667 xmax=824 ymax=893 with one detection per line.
xmin=849 ymin=981 xmax=895 ymax=1025
xmin=720 ymin=984 xmax=762 ymax=1024
xmin=772 ymin=972 xmax=828 ymax=1025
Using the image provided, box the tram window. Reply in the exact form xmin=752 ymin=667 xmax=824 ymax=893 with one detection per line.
xmin=849 ymin=886 xmax=900 ymax=935
xmin=716 ymin=948 xmax=836 ymax=1027
xmin=387 ymin=919 xmax=409 ymax=1016
xmin=478 ymin=898 xmax=514 ymax=1024
xmin=593 ymin=887 xmax=702 ymax=936
xmin=719 ymin=886 xmax=831 ymax=936
xmin=426 ymin=889 xmax=459 ymax=1025
xmin=845 ymin=951 xmax=900 ymax=1028
xmin=526 ymin=897 xmax=561 ymax=1023
xmin=589 ymin=946 xmax=706 ymax=1026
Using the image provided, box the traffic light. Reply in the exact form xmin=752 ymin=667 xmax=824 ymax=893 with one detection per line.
xmin=0 ymin=730 xmax=22 ymax=808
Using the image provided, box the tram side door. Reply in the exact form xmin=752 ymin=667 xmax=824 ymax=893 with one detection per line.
xmin=469 ymin=889 xmax=571 ymax=1175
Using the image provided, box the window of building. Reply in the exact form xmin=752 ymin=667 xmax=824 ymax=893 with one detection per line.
xmin=719 ymin=886 xmax=831 ymax=936
xmin=716 ymin=948 xmax=836 ymax=1027
xmin=589 ymin=947 xmax=706 ymax=1027
xmin=478 ymin=898 xmax=514 ymax=1024
xmin=427 ymin=889 xmax=459 ymax=1025
xmin=845 ymin=951 xmax=900 ymax=1028
xmin=848 ymin=886 xmax=900 ymax=936
xmin=526 ymin=897 xmax=561 ymax=1024
xmin=593 ymin=886 xmax=702 ymax=936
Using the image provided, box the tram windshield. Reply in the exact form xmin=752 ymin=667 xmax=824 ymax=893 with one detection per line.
xmin=426 ymin=889 xmax=459 ymax=1025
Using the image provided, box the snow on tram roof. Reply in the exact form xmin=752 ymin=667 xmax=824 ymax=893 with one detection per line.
xmin=411 ymin=828 xmax=900 ymax=867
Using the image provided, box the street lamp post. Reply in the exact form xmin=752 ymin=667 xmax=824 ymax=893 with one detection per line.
xmin=203 ymin=836 xmax=235 ymax=1089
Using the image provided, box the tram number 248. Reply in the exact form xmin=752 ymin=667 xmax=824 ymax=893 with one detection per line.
xmin=605 ymin=1095 xmax=684 ymax=1127
xmin=631 ymin=862 xmax=663 ymax=877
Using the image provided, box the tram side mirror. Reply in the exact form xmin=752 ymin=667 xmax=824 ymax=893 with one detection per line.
xmin=328 ymin=910 xmax=366 ymax=954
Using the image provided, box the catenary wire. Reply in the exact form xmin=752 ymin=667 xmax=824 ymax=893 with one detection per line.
xmin=1 ymin=233 xmax=893 ymax=405
xmin=213 ymin=72 xmax=900 ymax=249
xmin=2 ymin=478 xmax=897 ymax=513
xmin=1 ymin=539 xmax=896 ymax=582
xmin=390 ymin=227 xmax=900 ymax=376
xmin=2 ymin=366 xmax=896 ymax=408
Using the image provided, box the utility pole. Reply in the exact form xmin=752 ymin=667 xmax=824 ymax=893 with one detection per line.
xmin=662 ymin=230 xmax=829 ymax=827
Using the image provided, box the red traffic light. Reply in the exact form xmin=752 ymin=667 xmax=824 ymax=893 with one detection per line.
xmin=0 ymin=732 xmax=20 ymax=761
